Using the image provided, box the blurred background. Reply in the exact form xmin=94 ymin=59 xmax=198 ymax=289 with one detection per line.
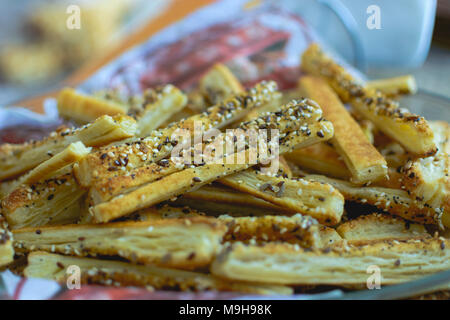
xmin=0 ymin=0 xmax=170 ymax=105
xmin=0 ymin=0 xmax=448 ymax=106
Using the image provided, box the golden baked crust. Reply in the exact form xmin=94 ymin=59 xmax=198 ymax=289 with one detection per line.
xmin=57 ymin=87 xmax=128 ymax=124
xmin=302 ymin=43 xmax=436 ymax=157
xmin=336 ymin=213 xmax=430 ymax=244
xmin=299 ymin=75 xmax=387 ymax=183
xmin=75 ymin=81 xmax=280 ymax=188
xmin=306 ymin=174 xmax=440 ymax=224
xmin=211 ymin=239 xmax=450 ymax=285
xmin=90 ymin=99 xmax=334 ymax=222
xmin=0 ymin=215 xmax=13 ymax=267
xmin=130 ymin=205 xmax=205 ymax=221
xmin=14 ymin=141 xmax=89 ymax=189
xmin=219 ymin=214 xmax=319 ymax=248
xmin=317 ymin=226 xmax=343 ymax=248
xmin=182 ymin=184 xmax=288 ymax=214
xmin=133 ymin=84 xmax=188 ymax=137
xmin=0 ymin=115 xmax=136 ymax=181
xmin=2 ymin=171 xmax=84 ymax=229
xmin=402 ymin=121 xmax=450 ymax=228
xmin=13 ymin=217 xmax=226 ymax=270
xmin=199 ymin=63 xmax=244 ymax=105
xmin=219 ymin=168 xmax=344 ymax=225
xmin=284 ymin=142 xmax=350 ymax=179
xmin=24 ymin=251 xmax=292 ymax=295
xmin=365 ymin=75 xmax=417 ymax=97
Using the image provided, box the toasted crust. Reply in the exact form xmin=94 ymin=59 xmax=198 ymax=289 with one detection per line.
xmin=278 ymin=156 xmax=293 ymax=178
xmin=132 ymin=205 xmax=206 ymax=221
xmin=199 ymin=63 xmax=244 ymax=105
xmin=219 ymin=168 xmax=344 ymax=225
xmin=378 ymin=141 xmax=410 ymax=168
xmin=302 ymin=43 xmax=436 ymax=156
xmin=0 ymin=215 xmax=13 ymax=267
xmin=317 ymin=226 xmax=343 ymax=248
xmin=219 ymin=214 xmax=320 ymax=248
xmin=182 ymin=184 xmax=288 ymax=213
xmin=365 ymin=75 xmax=417 ymax=97
xmin=75 ymin=81 xmax=280 ymax=188
xmin=284 ymin=142 xmax=350 ymax=179
xmin=25 ymin=251 xmax=292 ymax=295
xmin=2 ymin=171 xmax=84 ymax=229
xmin=0 ymin=115 xmax=136 ymax=181
xmin=57 ymin=88 xmax=128 ymax=124
xmin=299 ymin=76 xmax=387 ymax=183
xmin=402 ymin=121 xmax=450 ymax=228
xmin=14 ymin=141 xmax=89 ymax=189
xmin=85 ymin=96 xmax=328 ymax=206
xmin=134 ymin=84 xmax=188 ymax=137
xmin=13 ymin=217 xmax=226 ymax=270
xmin=336 ymin=213 xmax=430 ymax=244
xmin=173 ymin=197 xmax=287 ymax=217
xmin=306 ymin=174 xmax=440 ymax=224
xmin=211 ymin=239 xmax=450 ymax=285
xmin=402 ymin=153 xmax=449 ymax=228
xmin=236 ymin=93 xmax=283 ymax=125
xmin=90 ymin=99 xmax=334 ymax=222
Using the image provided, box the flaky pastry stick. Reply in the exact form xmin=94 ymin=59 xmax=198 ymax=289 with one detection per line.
xmin=365 ymin=75 xmax=417 ymax=97
xmin=0 ymin=115 xmax=136 ymax=181
xmin=25 ymin=251 xmax=292 ymax=295
xmin=302 ymin=43 xmax=436 ymax=156
xmin=13 ymin=217 xmax=226 ymax=270
xmin=219 ymin=168 xmax=344 ymax=225
xmin=90 ymin=99 xmax=334 ymax=223
xmin=306 ymin=174 xmax=441 ymax=225
xmin=75 ymin=81 xmax=279 ymax=188
xmin=299 ymin=75 xmax=387 ymax=183
xmin=211 ymin=240 xmax=450 ymax=286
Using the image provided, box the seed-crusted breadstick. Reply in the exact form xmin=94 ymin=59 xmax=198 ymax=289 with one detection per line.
xmin=90 ymin=99 xmax=334 ymax=223
xmin=306 ymin=174 xmax=440 ymax=225
xmin=302 ymin=43 xmax=436 ymax=156
xmin=130 ymin=205 xmax=205 ymax=222
xmin=211 ymin=239 xmax=450 ymax=286
xmin=365 ymin=75 xmax=417 ymax=97
xmin=336 ymin=213 xmax=430 ymax=244
xmin=299 ymin=75 xmax=387 ymax=183
xmin=401 ymin=121 xmax=450 ymax=229
xmin=87 ymin=106 xmax=332 ymax=207
xmin=13 ymin=142 xmax=89 ymax=189
xmin=86 ymin=95 xmax=292 ymax=205
xmin=219 ymin=214 xmax=320 ymax=248
xmin=2 ymin=171 xmax=84 ymax=229
xmin=174 ymin=196 xmax=286 ymax=217
xmin=0 ymin=215 xmax=13 ymax=267
xmin=199 ymin=63 xmax=244 ymax=105
xmin=317 ymin=226 xmax=343 ymax=248
xmin=284 ymin=142 xmax=350 ymax=179
xmin=75 ymin=81 xmax=279 ymax=188
xmin=25 ymin=251 xmax=292 ymax=295
xmin=133 ymin=85 xmax=188 ymax=137
xmin=279 ymin=156 xmax=293 ymax=178
xmin=219 ymin=168 xmax=344 ymax=225
xmin=0 ymin=115 xmax=137 ymax=181
xmin=13 ymin=217 xmax=226 ymax=270
xmin=57 ymin=87 xmax=128 ymax=123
